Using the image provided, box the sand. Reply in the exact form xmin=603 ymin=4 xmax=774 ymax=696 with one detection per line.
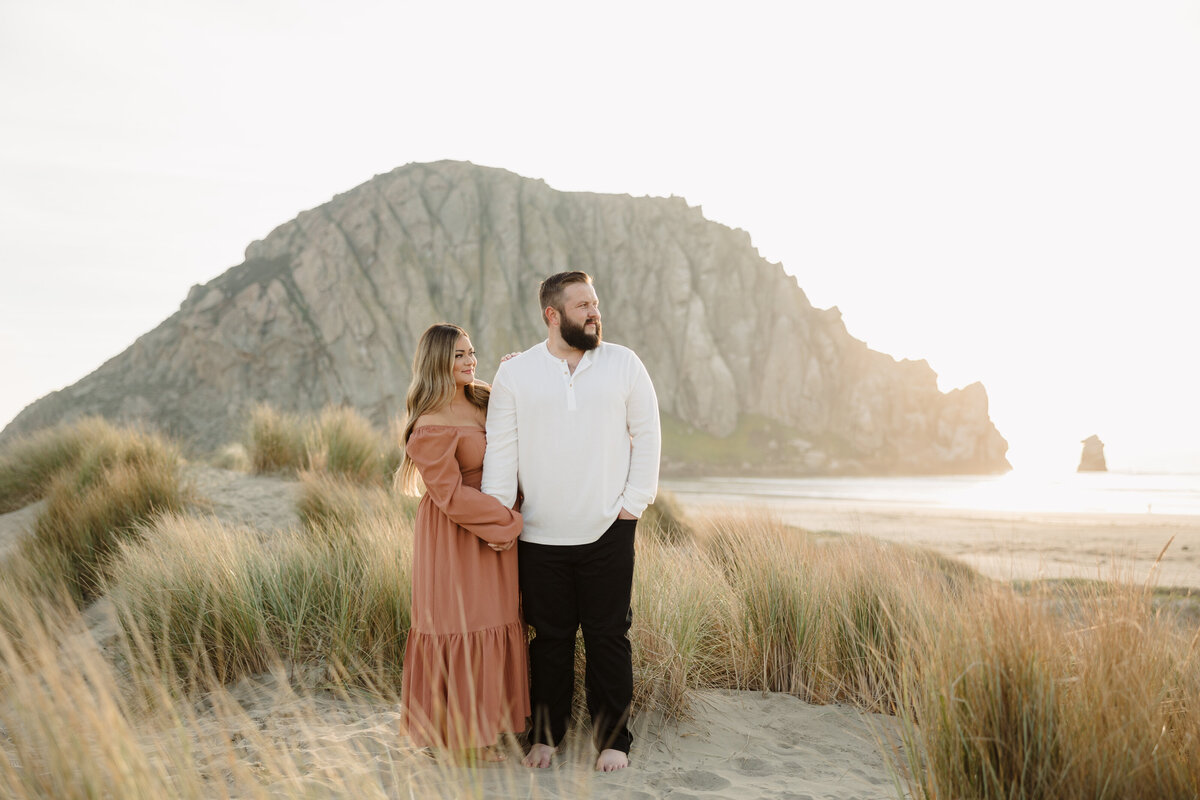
xmin=405 ymin=689 xmax=899 ymax=799
xmin=663 ymin=482 xmax=1200 ymax=590
xmin=11 ymin=464 xmax=1196 ymax=797
xmin=150 ymin=673 xmax=898 ymax=799
xmin=0 ymin=465 xmax=908 ymax=798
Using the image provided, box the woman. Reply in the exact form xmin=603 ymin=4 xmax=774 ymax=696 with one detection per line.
xmin=397 ymin=323 xmax=527 ymax=763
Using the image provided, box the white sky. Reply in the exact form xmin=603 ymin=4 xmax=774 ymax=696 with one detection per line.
xmin=2 ymin=0 xmax=1198 ymax=473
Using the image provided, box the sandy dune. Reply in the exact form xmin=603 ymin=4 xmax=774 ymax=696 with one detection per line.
xmin=5 ymin=464 xmax=1197 ymax=797
xmin=0 ymin=465 xmax=905 ymax=799
xmin=407 ymin=690 xmax=898 ymax=799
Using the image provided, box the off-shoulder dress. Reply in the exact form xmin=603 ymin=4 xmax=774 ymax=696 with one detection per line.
xmin=399 ymin=425 xmax=529 ymax=750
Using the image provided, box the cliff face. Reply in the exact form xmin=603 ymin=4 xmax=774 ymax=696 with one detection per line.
xmin=1 ymin=161 xmax=1009 ymax=474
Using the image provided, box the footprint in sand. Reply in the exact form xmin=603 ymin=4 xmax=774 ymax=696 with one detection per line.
xmin=731 ymin=756 xmax=773 ymax=776
xmin=675 ymin=770 xmax=732 ymax=791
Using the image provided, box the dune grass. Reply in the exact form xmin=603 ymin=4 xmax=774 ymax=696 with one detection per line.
xmin=210 ymin=441 xmax=251 ymax=472
xmin=245 ymin=403 xmax=306 ymax=474
xmin=1 ymin=420 xmax=188 ymax=607
xmin=244 ymin=403 xmax=402 ymax=485
xmin=1 ymin=427 xmax=1197 ymax=798
xmin=630 ymin=532 xmax=745 ymax=713
xmin=638 ymin=489 xmax=693 ymax=545
xmin=107 ymin=507 xmax=414 ymax=688
xmin=0 ymin=594 xmax=526 ymax=800
xmin=297 ymin=469 xmax=418 ymax=534
xmin=692 ymin=513 xmax=979 ymax=710
xmin=888 ymin=578 xmax=1200 ymax=799
xmin=0 ymin=416 xmax=145 ymax=513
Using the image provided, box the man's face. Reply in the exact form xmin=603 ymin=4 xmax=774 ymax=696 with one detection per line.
xmin=555 ymin=282 xmax=602 ymax=351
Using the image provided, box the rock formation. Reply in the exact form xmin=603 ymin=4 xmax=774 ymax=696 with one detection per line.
xmin=1 ymin=161 xmax=1010 ymax=474
xmin=1078 ymin=435 xmax=1107 ymax=472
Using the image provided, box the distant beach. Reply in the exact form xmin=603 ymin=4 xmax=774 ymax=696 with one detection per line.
xmin=665 ymin=472 xmax=1200 ymax=589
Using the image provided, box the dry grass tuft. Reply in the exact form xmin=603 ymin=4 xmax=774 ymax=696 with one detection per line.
xmin=639 ymin=489 xmax=693 ymax=545
xmin=6 ymin=422 xmax=187 ymax=606
xmin=305 ymin=406 xmax=390 ymax=483
xmin=297 ymin=470 xmax=418 ymax=535
xmin=245 ymin=404 xmax=402 ymax=485
xmin=107 ymin=510 xmax=414 ymax=689
xmin=0 ymin=416 xmax=150 ymax=513
xmin=631 ymin=534 xmax=743 ymax=715
xmin=210 ymin=442 xmax=251 ymax=471
xmin=693 ymin=512 xmax=950 ymax=710
xmin=0 ymin=450 xmax=1196 ymax=800
xmin=246 ymin=403 xmax=306 ymax=474
xmin=888 ymin=573 xmax=1200 ymax=799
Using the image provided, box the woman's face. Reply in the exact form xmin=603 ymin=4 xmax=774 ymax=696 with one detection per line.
xmin=452 ymin=334 xmax=477 ymax=387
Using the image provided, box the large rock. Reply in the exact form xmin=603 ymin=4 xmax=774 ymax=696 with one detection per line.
xmin=1078 ymin=435 xmax=1107 ymax=472
xmin=1 ymin=161 xmax=1009 ymax=474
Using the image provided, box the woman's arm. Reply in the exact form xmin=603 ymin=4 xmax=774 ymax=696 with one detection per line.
xmin=407 ymin=428 xmax=522 ymax=545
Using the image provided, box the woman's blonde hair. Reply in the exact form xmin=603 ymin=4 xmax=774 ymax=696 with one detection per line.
xmin=395 ymin=323 xmax=490 ymax=496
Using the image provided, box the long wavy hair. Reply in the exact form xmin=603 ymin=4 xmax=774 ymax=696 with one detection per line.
xmin=395 ymin=323 xmax=490 ymax=496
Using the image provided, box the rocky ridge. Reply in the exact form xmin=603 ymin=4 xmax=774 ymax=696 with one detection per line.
xmin=1 ymin=161 xmax=1009 ymax=474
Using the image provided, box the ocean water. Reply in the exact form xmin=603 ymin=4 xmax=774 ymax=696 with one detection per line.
xmin=662 ymin=471 xmax=1200 ymax=517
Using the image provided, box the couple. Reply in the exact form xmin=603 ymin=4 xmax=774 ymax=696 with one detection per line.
xmin=397 ymin=271 xmax=662 ymax=771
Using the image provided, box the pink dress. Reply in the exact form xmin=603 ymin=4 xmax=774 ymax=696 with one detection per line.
xmin=399 ymin=425 xmax=529 ymax=749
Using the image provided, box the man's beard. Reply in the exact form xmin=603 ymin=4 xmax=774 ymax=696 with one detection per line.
xmin=560 ymin=314 xmax=601 ymax=351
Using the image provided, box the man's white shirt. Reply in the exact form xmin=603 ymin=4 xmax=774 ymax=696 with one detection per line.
xmin=481 ymin=340 xmax=661 ymax=545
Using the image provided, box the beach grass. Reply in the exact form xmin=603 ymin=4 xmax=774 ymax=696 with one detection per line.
xmin=1 ymin=420 xmax=1198 ymax=797
xmin=210 ymin=441 xmax=251 ymax=471
xmin=245 ymin=403 xmax=402 ymax=485
xmin=297 ymin=469 xmax=418 ymax=535
xmin=0 ymin=416 xmax=154 ymax=513
xmin=638 ymin=489 xmax=693 ymax=545
xmin=887 ymin=577 xmax=1200 ymax=799
xmin=2 ymin=421 xmax=188 ymax=607
xmin=107 ymin=510 xmax=414 ymax=688
xmin=246 ymin=403 xmax=307 ymax=474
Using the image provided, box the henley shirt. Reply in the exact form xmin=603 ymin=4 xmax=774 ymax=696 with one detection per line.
xmin=481 ymin=340 xmax=661 ymax=546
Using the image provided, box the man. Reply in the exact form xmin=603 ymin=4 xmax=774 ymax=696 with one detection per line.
xmin=481 ymin=270 xmax=661 ymax=772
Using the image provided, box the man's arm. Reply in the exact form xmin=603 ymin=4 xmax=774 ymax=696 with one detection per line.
xmin=482 ymin=365 xmax=519 ymax=508
xmin=620 ymin=355 xmax=661 ymax=518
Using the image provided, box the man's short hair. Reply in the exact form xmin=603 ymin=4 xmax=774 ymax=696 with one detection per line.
xmin=538 ymin=271 xmax=593 ymax=326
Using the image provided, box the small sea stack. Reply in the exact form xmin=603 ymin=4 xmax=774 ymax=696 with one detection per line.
xmin=1078 ymin=434 xmax=1108 ymax=472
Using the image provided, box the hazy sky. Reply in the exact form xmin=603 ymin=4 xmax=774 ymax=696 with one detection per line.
xmin=2 ymin=0 xmax=1198 ymax=473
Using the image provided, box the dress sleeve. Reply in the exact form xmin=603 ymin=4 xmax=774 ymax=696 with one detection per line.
xmin=406 ymin=427 xmax=523 ymax=545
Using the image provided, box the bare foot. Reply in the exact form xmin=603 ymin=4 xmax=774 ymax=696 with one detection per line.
xmin=478 ymin=746 xmax=507 ymax=763
xmin=595 ymin=748 xmax=629 ymax=772
xmin=522 ymin=742 xmax=555 ymax=768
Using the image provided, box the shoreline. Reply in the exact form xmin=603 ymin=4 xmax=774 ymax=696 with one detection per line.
xmin=664 ymin=482 xmax=1200 ymax=590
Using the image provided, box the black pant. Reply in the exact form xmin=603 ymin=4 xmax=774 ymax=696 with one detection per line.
xmin=519 ymin=518 xmax=636 ymax=754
